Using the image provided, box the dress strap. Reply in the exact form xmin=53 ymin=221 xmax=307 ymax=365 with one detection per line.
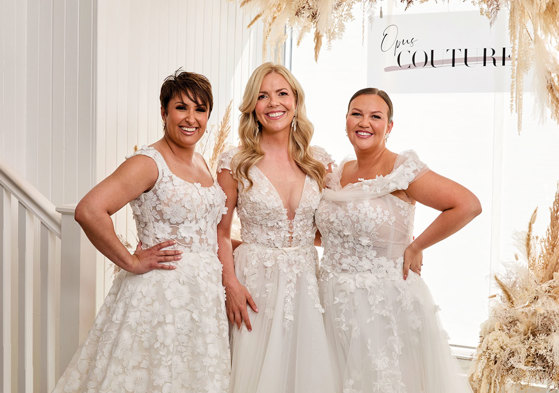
xmin=127 ymin=146 xmax=165 ymax=186
xmin=216 ymin=147 xmax=239 ymax=174
xmin=324 ymin=157 xmax=351 ymax=190
xmin=311 ymin=145 xmax=335 ymax=169
xmin=322 ymin=151 xmax=429 ymax=201
xmin=392 ymin=150 xmax=429 ymax=187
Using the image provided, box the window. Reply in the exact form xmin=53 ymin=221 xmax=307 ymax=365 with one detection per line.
xmin=290 ymin=1 xmax=559 ymax=348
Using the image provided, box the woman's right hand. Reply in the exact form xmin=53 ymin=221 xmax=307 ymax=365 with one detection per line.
xmin=127 ymin=240 xmax=182 ymax=274
xmin=224 ymin=277 xmax=258 ymax=331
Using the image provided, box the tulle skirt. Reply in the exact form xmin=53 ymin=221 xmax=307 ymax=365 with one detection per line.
xmin=229 ymin=243 xmax=337 ymax=393
xmin=52 ymin=251 xmax=230 ymax=393
xmin=319 ymin=268 xmax=472 ymax=393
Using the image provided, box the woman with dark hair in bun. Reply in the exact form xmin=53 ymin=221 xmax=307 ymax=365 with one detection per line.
xmin=53 ymin=70 xmax=230 ymax=393
xmin=317 ymin=88 xmax=480 ymax=393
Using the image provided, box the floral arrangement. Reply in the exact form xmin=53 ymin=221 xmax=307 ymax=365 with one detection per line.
xmin=469 ymin=185 xmax=559 ymax=393
xmin=236 ymin=0 xmax=559 ymax=130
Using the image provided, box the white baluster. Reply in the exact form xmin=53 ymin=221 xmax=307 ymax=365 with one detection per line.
xmin=56 ymin=206 xmax=97 ymax=372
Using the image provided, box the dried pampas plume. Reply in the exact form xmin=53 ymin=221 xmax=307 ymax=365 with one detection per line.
xmin=237 ymin=0 xmax=375 ymax=61
xmin=209 ymin=100 xmax=233 ymax=172
xmin=526 ymin=207 xmax=538 ymax=266
xmin=469 ymin=184 xmax=559 ymax=393
xmin=197 ymin=100 xmax=233 ymax=172
xmin=538 ymin=186 xmax=559 ymax=282
xmin=476 ymin=0 xmax=559 ymax=131
xmin=494 ymin=275 xmax=515 ymax=306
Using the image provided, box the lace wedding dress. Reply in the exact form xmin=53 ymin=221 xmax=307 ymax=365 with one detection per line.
xmin=218 ymin=147 xmax=336 ymax=393
xmin=317 ymin=151 xmax=472 ymax=393
xmin=53 ymin=146 xmax=230 ymax=393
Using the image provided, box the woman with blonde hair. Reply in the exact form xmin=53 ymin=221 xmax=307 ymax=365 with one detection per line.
xmin=217 ymin=62 xmax=336 ymax=393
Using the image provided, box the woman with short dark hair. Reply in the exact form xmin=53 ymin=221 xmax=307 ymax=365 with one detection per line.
xmin=53 ymin=70 xmax=230 ymax=393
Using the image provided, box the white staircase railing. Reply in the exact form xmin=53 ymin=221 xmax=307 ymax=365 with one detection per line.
xmin=1 ymin=162 xmax=97 ymax=393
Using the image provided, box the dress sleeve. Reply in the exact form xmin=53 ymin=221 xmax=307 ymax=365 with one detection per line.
xmin=395 ymin=150 xmax=429 ymax=185
xmin=216 ymin=147 xmax=239 ymax=174
xmin=324 ymin=157 xmax=351 ymax=190
xmin=311 ymin=145 xmax=335 ymax=169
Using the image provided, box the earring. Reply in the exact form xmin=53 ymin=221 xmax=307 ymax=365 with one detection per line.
xmin=385 ymin=133 xmax=390 ymax=141
xmin=291 ymin=116 xmax=297 ymax=132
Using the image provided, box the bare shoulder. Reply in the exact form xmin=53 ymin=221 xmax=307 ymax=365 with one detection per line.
xmin=340 ymin=159 xmax=356 ymax=177
xmin=194 ymin=151 xmax=210 ymax=168
xmin=406 ymin=169 xmax=478 ymax=211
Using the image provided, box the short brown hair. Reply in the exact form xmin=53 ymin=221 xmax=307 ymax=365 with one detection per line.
xmin=160 ymin=69 xmax=213 ymax=115
xmin=347 ymin=88 xmax=393 ymax=122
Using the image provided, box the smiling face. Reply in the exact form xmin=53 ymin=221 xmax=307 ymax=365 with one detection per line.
xmin=161 ymin=92 xmax=209 ymax=149
xmin=346 ymin=94 xmax=393 ymax=152
xmin=254 ymin=72 xmax=296 ymax=135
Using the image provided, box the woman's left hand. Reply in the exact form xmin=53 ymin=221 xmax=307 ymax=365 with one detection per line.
xmin=403 ymin=243 xmax=423 ymax=280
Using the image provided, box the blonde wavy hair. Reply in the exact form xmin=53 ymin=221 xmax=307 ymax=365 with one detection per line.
xmin=233 ymin=62 xmax=325 ymax=190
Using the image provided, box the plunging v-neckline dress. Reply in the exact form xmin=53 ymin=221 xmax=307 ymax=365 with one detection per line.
xmin=218 ymin=146 xmax=337 ymax=393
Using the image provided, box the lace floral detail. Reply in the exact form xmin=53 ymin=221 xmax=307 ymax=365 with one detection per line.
xmin=325 ymin=150 xmax=427 ymax=197
xmin=235 ymin=243 xmax=323 ymax=326
xmin=131 ymin=147 xmax=227 ymax=253
xmin=53 ymin=146 xmax=230 ymax=393
xmin=217 ymin=145 xmax=334 ymax=173
xmin=217 ymin=146 xmax=329 ymax=322
xmin=311 ymin=145 xmax=335 ymax=168
xmin=216 ymin=146 xmax=238 ymax=174
xmin=318 ymin=150 xmax=435 ymax=393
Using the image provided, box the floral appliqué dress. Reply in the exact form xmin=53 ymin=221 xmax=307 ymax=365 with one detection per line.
xmin=217 ymin=146 xmax=337 ymax=393
xmin=317 ymin=151 xmax=472 ymax=393
xmin=53 ymin=146 xmax=230 ymax=393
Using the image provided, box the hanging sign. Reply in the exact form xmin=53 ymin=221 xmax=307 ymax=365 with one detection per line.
xmin=367 ymin=11 xmax=514 ymax=93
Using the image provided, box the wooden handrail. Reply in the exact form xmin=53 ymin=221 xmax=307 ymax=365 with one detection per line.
xmin=0 ymin=160 xmax=61 ymax=236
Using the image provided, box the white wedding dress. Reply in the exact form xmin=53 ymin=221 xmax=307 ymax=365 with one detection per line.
xmin=218 ymin=147 xmax=336 ymax=393
xmin=317 ymin=151 xmax=472 ymax=393
xmin=53 ymin=146 xmax=230 ymax=393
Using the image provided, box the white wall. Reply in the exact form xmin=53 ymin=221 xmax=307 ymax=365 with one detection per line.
xmin=0 ymin=0 xmax=97 ymax=207
xmin=1 ymin=0 xmax=270 ymax=299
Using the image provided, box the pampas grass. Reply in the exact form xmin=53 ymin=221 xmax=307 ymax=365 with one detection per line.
xmin=539 ymin=189 xmax=559 ymax=282
xmin=197 ymin=100 xmax=233 ymax=172
xmin=237 ymin=0 xmax=375 ymax=61
xmin=469 ymin=184 xmax=559 ymax=393
xmin=476 ymin=0 xmax=559 ymax=131
xmin=209 ymin=101 xmax=233 ymax=172
xmin=527 ymin=207 xmax=538 ymax=267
